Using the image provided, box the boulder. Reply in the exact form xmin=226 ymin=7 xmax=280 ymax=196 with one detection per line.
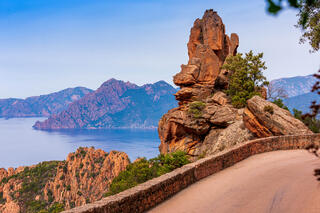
xmin=244 ymin=96 xmax=312 ymax=136
xmin=209 ymin=106 xmax=237 ymax=127
xmin=243 ymin=108 xmax=272 ymax=137
xmin=173 ymin=64 xmax=199 ymax=86
xmin=194 ymin=120 xmax=254 ymax=157
xmin=174 ymin=84 xmax=214 ymax=103
xmin=209 ymin=91 xmax=230 ymax=105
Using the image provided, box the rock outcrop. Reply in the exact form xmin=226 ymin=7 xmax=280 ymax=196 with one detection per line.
xmin=158 ymin=9 xmax=312 ymax=160
xmin=173 ymin=9 xmax=238 ymax=105
xmin=0 ymin=147 xmax=129 ymax=212
xmin=33 ymin=79 xmax=177 ymax=129
xmin=243 ymin=96 xmax=313 ymax=137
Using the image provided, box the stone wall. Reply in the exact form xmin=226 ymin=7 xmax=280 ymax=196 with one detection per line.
xmin=63 ymin=134 xmax=320 ymax=213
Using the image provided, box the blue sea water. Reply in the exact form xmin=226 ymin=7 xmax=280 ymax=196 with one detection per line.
xmin=0 ymin=117 xmax=160 ymax=168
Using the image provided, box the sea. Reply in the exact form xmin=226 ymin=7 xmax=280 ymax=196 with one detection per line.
xmin=0 ymin=117 xmax=160 ymax=169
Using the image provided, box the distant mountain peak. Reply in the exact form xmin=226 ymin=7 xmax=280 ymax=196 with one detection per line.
xmin=100 ymin=78 xmax=138 ymax=89
xmin=270 ymin=74 xmax=317 ymax=97
xmin=33 ymin=79 xmax=178 ymax=129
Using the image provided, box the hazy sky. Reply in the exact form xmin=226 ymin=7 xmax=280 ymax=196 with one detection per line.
xmin=1 ymin=0 xmax=319 ymax=98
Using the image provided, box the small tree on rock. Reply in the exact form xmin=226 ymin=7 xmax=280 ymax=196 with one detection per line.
xmin=222 ymin=50 xmax=269 ymax=108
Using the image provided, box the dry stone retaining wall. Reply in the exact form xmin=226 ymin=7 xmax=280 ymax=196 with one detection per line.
xmin=64 ymin=134 xmax=320 ymax=213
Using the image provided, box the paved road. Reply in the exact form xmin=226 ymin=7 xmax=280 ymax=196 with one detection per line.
xmin=149 ymin=150 xmax=320 ymax=213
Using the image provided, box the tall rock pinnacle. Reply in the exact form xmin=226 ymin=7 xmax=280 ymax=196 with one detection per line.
xmin=158 ymin=10 xmax=311 ymax=160
xmin=173 ymin=9 xmax=239 ymax=105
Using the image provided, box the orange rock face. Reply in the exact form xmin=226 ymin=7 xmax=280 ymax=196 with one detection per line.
xmin=44 ymin=147 xmax=129 ymax=209
xmin=158 ymin=9 xmax=312 ymax=160
xmin=173 ymin=9 xmax=239 ymax=105
xmin=0 ymin=147 xmax=130 ymax=212
xmin=179 ymin=9 xmax=239 ymax=87
xmin=243 ymin=96 xmax=312 ymax=137
xmin=159 ymin=10 xmax=242 ymax=158
xmin=243 ymin=108 xmax=273 ymax=137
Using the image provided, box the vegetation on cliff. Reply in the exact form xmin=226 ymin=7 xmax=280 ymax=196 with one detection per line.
xmin=272 ymin=98 xmax=289 ymax=111
xmin=188 ymin=101 xmax=206 ymax=118
xmin=222 ymin=50 xmax=269 ymax=108
xmin=105 ymin=151 xmax=190 ymax=196
xmin=0 ymin=147 xmax=130 ymax=213
xmin=0 ymin=161 xmax=62 ymax=212
xmin=159 ymin=10 xmax=311 ymax=161
xmin=293 ymin=108 xmax=320 ymax=133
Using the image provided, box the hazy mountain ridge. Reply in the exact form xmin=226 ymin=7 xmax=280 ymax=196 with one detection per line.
xmin=1 ymin=74 xmax=318 ymax=127
xmin=33 ymin=79 xmax=178 ymax=129
xmin=284 ymin=92 xmax=319 ymax=114
xmin=270 ymin=74 xmax=317 ymax=97
xmin=0 ymin=87 xmax=93 ymax=118
xmin=270 ymin=74 xmax=319 ymax=114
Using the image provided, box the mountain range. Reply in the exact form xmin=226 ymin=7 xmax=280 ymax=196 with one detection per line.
xmin=0 ymin=87 xmax=93 ymax=118
xmin=0 ymin=74 xmax=318 ymax=129
xmin=270 ymin=74 xmax=317 ymax=97
xmin=33 ymin=79 xmax=177 ymax=129
xmin=270 ymin=74 xmax=319 ymax=113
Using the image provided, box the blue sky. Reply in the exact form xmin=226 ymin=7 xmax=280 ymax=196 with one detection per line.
xmin=0 ymin=0 xmax=319 ymax=98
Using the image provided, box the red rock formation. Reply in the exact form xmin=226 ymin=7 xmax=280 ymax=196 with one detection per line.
xmin=158 ymin=10 xmax=312 ymax=160
xmin=159 ymin=10 xmax=242 ymax=157
xmin=243 ymin=96 xmax=312 ymax=137
xmin=0 ymin=147 xmax=129 ymax=212
xmin=173 ymin=9 xmax=239 ymax=104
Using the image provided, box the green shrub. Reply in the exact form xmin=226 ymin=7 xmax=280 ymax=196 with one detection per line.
xmin=26 ymin=200 xmax=47 ymax=213
xmin=0 ymin=191 xmax=6 ymax=204
xmin=70 ymin=202 xmax=75 ymax=208
xmin=272 ymin=98 xmax=289 ymax=111
xmin=105 ymin=151 xmax=190 ymax=196
xmin=78 ymin=147 xmax=87 ymax=157
xmin=222 ymin=50 xmax=269 ymax=108
xmin=47 ymin=189 xmax=53 ymax=203
xmin=62 ymin=165 xmax=67 ymax=173
xmin=47 ymin=203 xmax=65 ymax=213
xmin=1 ymin=177 xmax=8 ymax=184
xmin=188 ymin=101 xmax=206 ymax=118
xmin=293 ymin=108 xmax=320 ymax=133
xmin=264 ymin=105 xmax=274 ymax=114
xmin=86 ymin=198 xmax=90 ymax=204
xmin=1 ymin=161 xmax=60 ymax=212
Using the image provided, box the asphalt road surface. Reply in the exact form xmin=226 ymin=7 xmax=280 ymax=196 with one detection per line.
xmin=149 ymin=150 xmax=320 ymax=213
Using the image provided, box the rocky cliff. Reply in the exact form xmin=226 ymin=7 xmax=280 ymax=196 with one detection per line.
xmin=33 ymin=79 xmax=177 ymax=130
xmin=0 ymin=87 xmax=93 ymax=118
xmin=0 ymin=147 xmax=129 ymax=213
xmin=158 ymin=10 xmax=312 ymax=159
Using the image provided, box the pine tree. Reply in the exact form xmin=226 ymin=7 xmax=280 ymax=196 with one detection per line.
xmin=222 ymin=50 xmax=269 ymax=108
